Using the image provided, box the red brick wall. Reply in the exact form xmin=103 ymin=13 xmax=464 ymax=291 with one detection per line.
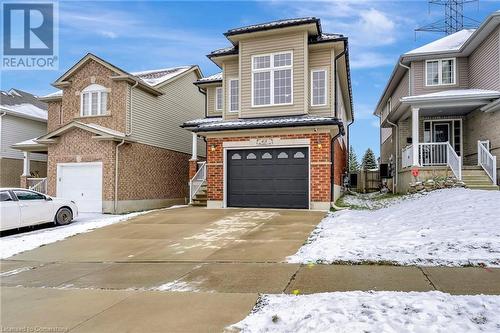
xmin=47 ymin=59 xmax=129 ymax=133
xmin=47 ymin=128 xmax=190 ymax=202
xmin=118 ymin=142 xmax=189 ymax=200
xmin=333 ymin=138 xmax=347 ymax=186
xmin=206 ymin=132 xmax=332 ymax=203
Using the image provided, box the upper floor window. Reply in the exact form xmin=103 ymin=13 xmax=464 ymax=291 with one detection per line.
xmin=81 ymin=84 xmax=108 ymax=116
xmin=252 ymin=51 xmax=293 ymax=107
xmin=229 ymin=79 xmax=239 ymax=112
xmin=426 ymin=58 xmax=456 ymax=86
xmin=215 ymin=87 xmax=223 ymax=111
xmin=311 ymin=69 xmax=327 ymax=106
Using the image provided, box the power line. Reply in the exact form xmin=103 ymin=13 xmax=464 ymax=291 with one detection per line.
xmin=415 ymin=0 xmax=480 ymax=36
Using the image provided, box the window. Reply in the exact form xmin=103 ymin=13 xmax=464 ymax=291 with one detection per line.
xmin=13 ymin=190 xmax=45 ymax=201
xmin=246 ymin=153 xmax=257 ymax=160
xmin=277 ymin=152 xmax=289 ymax=159
xmin=231 ymin=153 xmax=242 ymax=160
xmin=229 ymin=79 xmax=239 ymax=112
xmin=261 ymin=152 xmax=272 ymax=159
xmin=252 ymin=51 xmax=293 ymax=106
xmin=426 ymin=59 xmax=456 ymax=86
xmin=81 ymin=84 xmax=108 ymax=116
xmin=0 ymin=191 xmax=13 ymax=202
xmin=311 ymin=70 xmax=327 ymax=106
xmin=215 ymin=87 xmax=223 ymax=111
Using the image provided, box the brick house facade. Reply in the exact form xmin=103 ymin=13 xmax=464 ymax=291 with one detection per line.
xmin=182 ymin=17 xmax=352 ymax=211
xmin=16 ymin=53 xmax=205 ymax=213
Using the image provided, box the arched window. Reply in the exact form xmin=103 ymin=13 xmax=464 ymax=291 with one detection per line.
xmin=81 ymin=84 xmax=108 ymax=116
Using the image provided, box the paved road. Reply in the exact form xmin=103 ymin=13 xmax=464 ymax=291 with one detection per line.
xmin=1 ymin=207 xmax=499 ymax=332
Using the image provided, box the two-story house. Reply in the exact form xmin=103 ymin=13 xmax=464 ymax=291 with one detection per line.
xmin=182 ymin=18 xmax=353 ymax=210
xmin=13 ymin=53 xmax=205 ymax=213
xmin=375 ymin=11 xmax=500 ymax=193
xmin=1 ymin=89 xmax=48 ymax=187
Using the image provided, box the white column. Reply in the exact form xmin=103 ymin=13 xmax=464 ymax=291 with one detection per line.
xmin=191 ymin=132 xmax=198 ymax=160
xmin=412 ymin=107 xmax=420 ymax=166
xmin=22 ymin=152 xmax=31 ymax=176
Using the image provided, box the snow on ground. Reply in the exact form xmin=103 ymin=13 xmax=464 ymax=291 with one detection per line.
xmin=289 ymin=189 xmax=500 ymax=266
xmin=0 ymin=206 xmax=186 ymax=259
xmin=229 ymin=291 xmax=500 ymax=333
xmin=339 ymin=191 xmax=420 ymax=210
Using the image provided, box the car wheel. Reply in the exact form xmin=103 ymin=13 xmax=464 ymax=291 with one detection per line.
xmin=55 ymin=207 xmax=73 ymax=226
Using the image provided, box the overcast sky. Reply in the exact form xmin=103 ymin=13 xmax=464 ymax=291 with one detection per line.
xmin=1 ymin=0 xmax=498 ymax=159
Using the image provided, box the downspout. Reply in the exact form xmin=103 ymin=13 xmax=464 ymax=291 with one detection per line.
xmin=114 ymin=139 xmax=125 ymax=214
xmin=333 ymin=39 xmax=353 ymax=198
xmin=0 ymin=112 xmax=6 ymax=150
xmin=330 ymin=131 xmax=342 ymax=207
xmin=398 ymin=61 xmax=411 ymax=94
xmin=386 ymin=119 xmax=398 ymax=193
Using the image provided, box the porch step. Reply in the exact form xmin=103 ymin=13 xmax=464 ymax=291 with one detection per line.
xmin=461 ymin=167 xmax=498 ymax=190
xmin=465 ymin=184 xmax=500 ymax=191
xmin=190 ymin=184 xmax=207 ymax=207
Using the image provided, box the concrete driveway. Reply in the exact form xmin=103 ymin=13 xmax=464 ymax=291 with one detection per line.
xmin=1 ymin=207 xmax=325 ymax=332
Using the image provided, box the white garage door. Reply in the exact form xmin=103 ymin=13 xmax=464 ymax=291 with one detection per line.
xmin=57 ymin=162 xmax=103 ymax=213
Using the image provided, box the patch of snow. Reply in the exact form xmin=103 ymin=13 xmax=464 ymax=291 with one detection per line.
xmin=405 ymin=29 xmax=475 ymax=55
xmin=0 ymin=266 xmax=32 ymax=277
xmin=230 ymin=291 xmax=500 ymax=333
xmin=155 ymin=278 xmax=207 ymax=292
xmin=169 ymin=211 xmax=277 ymax=253
xmin=196 ymin=72 xmax=223 ymax=82
xmin=0 ymin=206 xmax=186 ymax=259
xmin=41 ymin=90 xmax=62 ymax=98
xmin=131 ymin=66 xmax=192 ymax=86
xmin=341 ymin=192 xmax=422 ymax=210
xmin=402 ymin=89 xmax=500 ymax=102
xmin=1 ymin=103 xmax=47 ymax=121
xmin=289 ymin=189 xmax=500 ymax=266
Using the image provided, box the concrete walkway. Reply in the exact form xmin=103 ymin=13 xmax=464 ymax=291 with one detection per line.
xmin=1 ymin=207 xmax=499 ymax=332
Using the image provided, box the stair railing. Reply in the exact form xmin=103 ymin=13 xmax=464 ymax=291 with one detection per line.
xmin=478 ymin=140 xmax=497 ymax=185
xmin=189 ymin=161 xmax=206 ymax=204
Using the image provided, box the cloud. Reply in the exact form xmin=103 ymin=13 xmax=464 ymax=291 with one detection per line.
xmin=350 ymin=51 xmax=395 ymax=69
xmin=353 ymin=103 xmax=376 ymax=120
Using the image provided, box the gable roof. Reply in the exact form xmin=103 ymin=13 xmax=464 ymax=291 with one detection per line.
xmin=0 ymin=89 xmax=47 ymax=122
xmin=52 ymin=53 xmax=201 ymax=96
xmin=37 ymin=121 xmax=134 ymax=143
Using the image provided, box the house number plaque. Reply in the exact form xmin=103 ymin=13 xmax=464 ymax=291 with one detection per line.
xmin=256 ymin=138 xmax=274 ymax=146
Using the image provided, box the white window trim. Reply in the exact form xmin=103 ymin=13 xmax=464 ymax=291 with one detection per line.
xmin=425 ymin=58 xmax=456 ymax=87
xmin=80 ymin=84 xmax=108 ymax=117
xmin=310 ymin=68 xmax=328 ymax=107
xmin=251 ymin=51 xmax=294 ymax=108
xmin=215 ymin=87 xmax=223 ymax=111
xmin=228 ymin=79 xmax=239 ymax=113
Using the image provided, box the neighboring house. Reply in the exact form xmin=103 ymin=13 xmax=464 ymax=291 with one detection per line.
xmin=13 ymin=53 xmax=205 ymax=213
xmin=0 ymin=89 xmax=48 ymax=187
xmin=375 ymin=11 xmax=500 ymax=193
xmin=182 ymin=17 xmax=353 ymax=210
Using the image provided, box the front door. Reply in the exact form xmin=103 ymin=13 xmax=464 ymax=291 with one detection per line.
xmin=433 ymin=123 xmax=450 ymax=143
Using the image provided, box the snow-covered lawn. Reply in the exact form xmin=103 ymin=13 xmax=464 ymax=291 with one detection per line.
xmin=289 ymin=189 xmax=500 ymax=267
xmin=0 ymin=206 xmax=186 ymax=259
xmin=339 ymin=191 xmax=418 ymax=210
xmin=229 ymin=291 xmax=500 ymax=333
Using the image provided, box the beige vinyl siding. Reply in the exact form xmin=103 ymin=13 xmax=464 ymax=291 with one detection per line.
xmin=468 ymin=26 xmax=500 ymax=91
xmin=239 ymin=31 xmax=307 ymax=118
xmin=223 ymin=59 xmax=239 ymax=120
xmin=0 ymin=114 xmax=47 ymax=161
xmin=206 ymin=85 xmax=222 ymax=117
xmin=390 ymin=71 xmax=409 ymax=111
xmin=412 ymin=57 xmax=469 ymax=95
xmin=130 ymin=70 xmax=206 ymax=156
xmin=308 ymin=48 xmax=333 ymax=116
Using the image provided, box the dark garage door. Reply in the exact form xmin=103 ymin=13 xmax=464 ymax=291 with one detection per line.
xmin=227 ymin=148 xmax=309 ymax=209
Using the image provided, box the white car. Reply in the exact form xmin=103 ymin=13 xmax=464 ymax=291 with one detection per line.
xmin=0 ymin=188 xmax=78 ymax=232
